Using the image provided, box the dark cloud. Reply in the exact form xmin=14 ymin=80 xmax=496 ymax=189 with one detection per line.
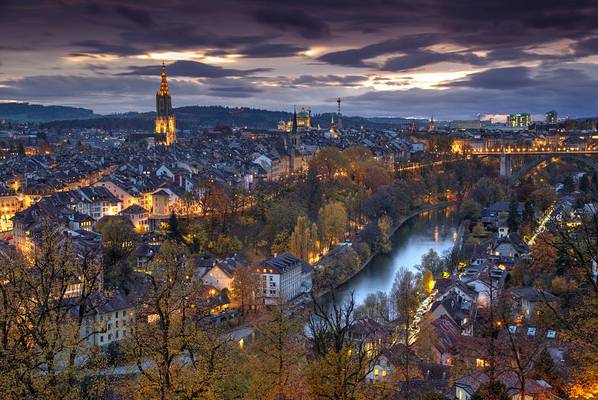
xmin=121 ymin=61 xmax=270 ymax=78
xmin=114 ymin=5 xmax=155 ymax=28
xmin=206 ymin=79 xmax=264 ymax=97
xmin=441 ymin=67 xmax=537 ymax=90
xmin=240 ymin=43 xmax=308 ymax=58
xmin=72 ymin=40 xmax=140 ymax=57
xmin=252 ymin=8 xmax=330 ymax=39
xmin=382 ymin=51 xmax=484 ymax=71
xmin=290 ymin=75 xmax=368 ymax=87
xmin=318 ymin=34 xmax=441 ymax=68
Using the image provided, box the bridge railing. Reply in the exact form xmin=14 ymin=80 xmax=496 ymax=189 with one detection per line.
xmin=466 ymin=145 xmax=598 ymax=154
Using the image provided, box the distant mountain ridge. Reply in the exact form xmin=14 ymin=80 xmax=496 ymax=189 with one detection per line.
xmin=2 ymin=102 xmax=426 ymax=129
xmin=0 ymin=102 xmax=97 ymax=122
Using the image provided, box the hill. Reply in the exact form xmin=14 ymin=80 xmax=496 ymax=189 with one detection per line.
xmin=0 ymin=102 xmax=97 ymax=122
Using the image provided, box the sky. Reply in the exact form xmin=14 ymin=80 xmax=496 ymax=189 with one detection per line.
xmin=2 ymin=0 xmax=598 ymax=120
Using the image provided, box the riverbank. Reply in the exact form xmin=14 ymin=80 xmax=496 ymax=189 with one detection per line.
xmin=316 ymin=200 xmax=457 ymax=299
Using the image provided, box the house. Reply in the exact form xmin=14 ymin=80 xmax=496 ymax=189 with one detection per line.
xmin=510 ymin=287 xmax=559 ymax=321
xmin=455 ymin=371 xmax=556 ymax=400
xmin=120 ymin=204 xmax=149 ymax=232
xmin=201 ymin=256 xmax=244 ymax=290
xmin=492 ymin=233 xmax=529 ymax=259
xmin=258 ymin=252 xmax=307 ymax=304
xmin=77 ymin=292 xmax=135 ymax=347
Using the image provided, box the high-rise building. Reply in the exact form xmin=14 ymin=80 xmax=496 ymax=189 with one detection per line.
xmin=545 ymin=110 xmax=557 ymax=125
xmin=155 ymin=62 xmax=176 ymax=145
xmin=506 ymin=113 xmax=530 ymax=128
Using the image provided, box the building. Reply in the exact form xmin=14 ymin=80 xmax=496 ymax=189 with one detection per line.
xmin=76 ymin=291 xmax=135 ymax=347
xmin=545 ymin=110 xmax=557 ymax=125
xmin=258 ymin=252 xmax=307 ymax=304
xmin=277 ymin=106 xmax=311 ymax=132
xmin=155 ymin=62 xmax=176 ymax=146
xmin=506 ymin=113 xmax=531 ymax=128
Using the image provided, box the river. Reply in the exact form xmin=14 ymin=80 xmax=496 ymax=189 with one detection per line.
xmin=334 ymin=206 xmax=460 ymax=307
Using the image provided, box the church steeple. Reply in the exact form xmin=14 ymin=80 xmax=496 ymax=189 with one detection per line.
xmin=159 ymin=61 xmax=170 ymax=96
xmin=155 ymin=62 xmax=176 ymax=145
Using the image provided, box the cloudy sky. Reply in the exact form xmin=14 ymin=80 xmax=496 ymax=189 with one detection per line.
xmin=2 ymin=0 xmax=598 ymax=120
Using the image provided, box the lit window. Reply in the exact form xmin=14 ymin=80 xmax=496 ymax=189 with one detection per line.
xmin=374 ymin=368 xmax=379 ymax=376
xmin=476 ymin=358 xmax=488 ymax=367
xmin=381 ymin=370 xmax=387 ymax=377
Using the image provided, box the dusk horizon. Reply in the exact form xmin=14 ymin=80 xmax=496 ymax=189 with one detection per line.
xmin=3 ymin=1 xmax=598 ymax=119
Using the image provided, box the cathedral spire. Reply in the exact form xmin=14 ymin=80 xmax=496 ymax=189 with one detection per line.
xmin=159 ymin=61 xmax=170 ymax=96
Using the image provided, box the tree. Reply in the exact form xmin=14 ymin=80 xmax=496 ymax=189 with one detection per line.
xmin=470 ymin=381 xmax=509 ymax=400
xmin=354 ymin=291 xmax=390 ymax=323
xmin=507 ymin=194 xmax=519 ymax=233
xmin=563 ymin=175 xmax=576 ymax=193
xmin=391 ymin=267 xmax=420 ymax=400
xmin=126 ymin=241 xmax=234 ymax=399
xmin=420 ymin=249 xmax=443 ymax=277
xmin=579 ymin=174 xmax=591 ymax=193
xmin=530 ymin=187 xmax=556 ymax=212
xmin=306 ymin=293 xmax=380 ymax=400
xmin=97 ymin=216 xmax=138 ymax=291
xmin=459 ymin=199 xmax=481 ymax=221
xmin=309 ymin=147 xmax=348 ymax=182
xmin=289 ymin=215 xmax=319 ymax=262
xmin=248 ymin=301 xmax=308 ymax=399
xmin=377 ymin=215 xmax=392 ymax=254
xmin=319 ymin=201 xmax=347 ymax=250
xmin=231 ymin=265 xmax=259 ymax=316
xmin=167 ymin=211 xmax=182 ymax=241
xmin=422 ymin=269 xmax=435 ymax=294
xmin=0 ymin=226 xmax=107 ymax=399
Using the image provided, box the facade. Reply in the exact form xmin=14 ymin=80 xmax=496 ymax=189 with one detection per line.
xmin=506 ymin=113 xmax=531 ymax=128
xmin=155 ymin=62 xmax=176 ymax=146
xmin=277 ymin=106 xmax=311 ymax=131
xmin=258 ymin=253 xmax=306 ymax=304
xmin=545 ymin=110 xmax=557 ymax=125
xmin=77 ymin=292 xmax=135 ymax=347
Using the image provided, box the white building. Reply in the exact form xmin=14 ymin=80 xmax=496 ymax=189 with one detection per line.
xmin=258 ymin=253 xmax=308 ymax=304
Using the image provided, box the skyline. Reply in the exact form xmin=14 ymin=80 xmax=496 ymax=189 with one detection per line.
xmin=2 ymin=1 xmax=598 ymax=120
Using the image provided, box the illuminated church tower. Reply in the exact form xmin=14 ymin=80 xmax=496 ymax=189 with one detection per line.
xmin=155 ymin=62 xmax=176 ymax=145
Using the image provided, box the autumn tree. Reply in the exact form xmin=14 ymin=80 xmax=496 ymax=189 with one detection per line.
xmin=377 ymin=215 xmax=392 ymax=254
xmin=319 ymin=201 xmax=348 ymax=250
xmin=0 ymin=225 xmax=107 ymax=399
xmin=290 ymin=215 xmax=319 ymax=262
xmin=126 ymin=241 xmax=234 ymax=399
xmin=247 ymin=301 xmax=308 ymax=400
xmin=306 ymin=293 xmax=379 ymax=400
xmin=231 ymin=265 xmax=260 ymax=317
xmin=97 ymin=215 xmax=138 ymax=291
xmin=391 ymin=267 xmax=420 ymax=400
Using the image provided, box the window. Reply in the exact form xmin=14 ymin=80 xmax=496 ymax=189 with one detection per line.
xmin=527 ymin=328 xmax=536 ymax=336
xmin=115 ymin=331 xmax=119 ymax=338
xmin=116 ymin=321 xmax=119 ymax=328
xmin=107 ymin=323 xmax=112 ymax=330
xmin=374 ymin=369 xmax=379 ymax=376
xmin=115 ymin=311 xmax=119 ymax=318
xmin=476 ymin=358 xmax=489 ymax=368
xmin=108 ymin=334 xmax=112 ymax=340
xmin=381 ymin=370 xmax=387 ymax=377
xmin=100 ymin=335 xmax=104 ymax=343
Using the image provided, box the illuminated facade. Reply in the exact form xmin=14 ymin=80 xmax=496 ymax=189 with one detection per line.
xmin=506 ymin=113 xmax=530 ymax=128
xmin=155 ymin=62 xmax=176 ymax=145
xmin=277 ymin=106 xmax=311 ymax=131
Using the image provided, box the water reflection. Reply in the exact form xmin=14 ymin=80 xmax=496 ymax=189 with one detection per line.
xmin=334 ymin=206 xmax=459 ymax=306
